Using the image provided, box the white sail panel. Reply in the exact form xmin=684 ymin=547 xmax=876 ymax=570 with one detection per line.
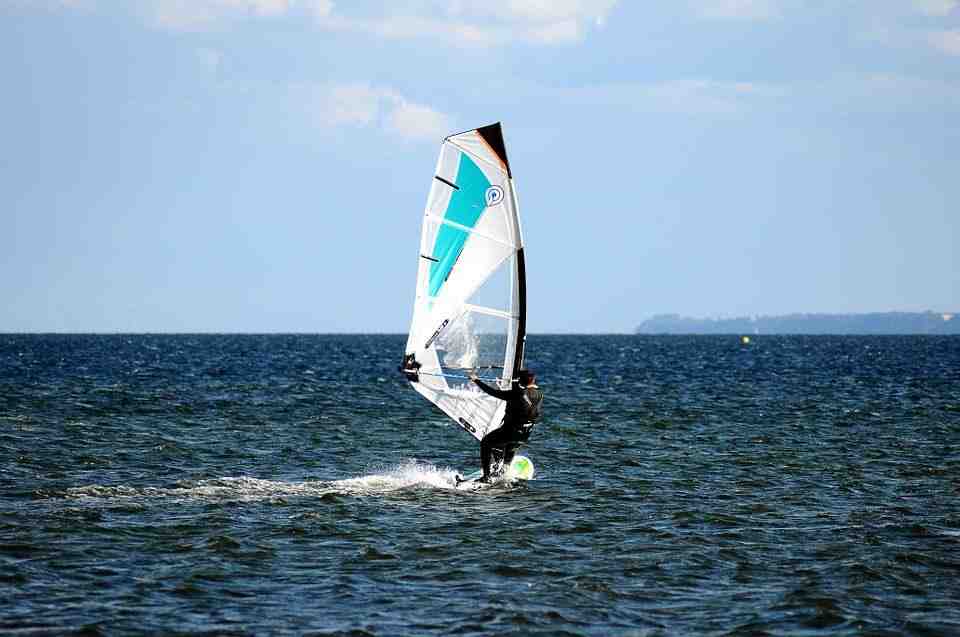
xmin=401 ymin=123 xmax=526 ymax=441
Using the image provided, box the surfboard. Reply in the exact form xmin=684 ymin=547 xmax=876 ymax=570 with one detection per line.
xmin=455 ymin=454 xmax=535 ymax=487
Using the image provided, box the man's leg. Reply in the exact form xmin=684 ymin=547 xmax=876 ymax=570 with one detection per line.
xmin=480 ymin=427 xmax=510 ymax=481
xmin=480 ymin=437 xmax=493 ymax=481
xmin=502 ymin=442 xmax=520 ymax=469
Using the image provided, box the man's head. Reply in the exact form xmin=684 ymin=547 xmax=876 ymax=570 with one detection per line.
xmin=517 ymin=369 xmax=536 ymax=386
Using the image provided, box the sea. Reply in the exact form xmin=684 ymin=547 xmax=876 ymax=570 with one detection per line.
xmin=1 ymin=334 xmax=958 ymax=636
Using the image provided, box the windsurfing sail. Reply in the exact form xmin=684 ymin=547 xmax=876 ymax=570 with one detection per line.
xmin=400 ymin=122 xmax=526 ymax=441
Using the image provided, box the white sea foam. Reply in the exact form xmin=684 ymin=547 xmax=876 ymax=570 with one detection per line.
xmin=62 ymin=461 xmax=464 ymax=504
xmin=64 ymin=477 xmax=328 ymax=503
xmin=331 ymin=460 xmax=461 ymax=493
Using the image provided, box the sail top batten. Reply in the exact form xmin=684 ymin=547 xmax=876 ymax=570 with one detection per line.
xmin=446 ymin=122 xmax=512 ymax=179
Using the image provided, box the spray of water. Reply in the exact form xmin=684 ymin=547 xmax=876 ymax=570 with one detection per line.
xmin=436 ymin=312 xmax=479 ymax=370
xmin=60 ymin=461 xmax=470 ymax=504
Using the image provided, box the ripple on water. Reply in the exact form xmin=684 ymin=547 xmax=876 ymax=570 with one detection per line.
xmin=1 ymin=334 xmax=959 ymax=634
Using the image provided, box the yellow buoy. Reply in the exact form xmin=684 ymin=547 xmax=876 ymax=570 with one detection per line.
xmin=741 ymin=336 xmax=751 ymax=344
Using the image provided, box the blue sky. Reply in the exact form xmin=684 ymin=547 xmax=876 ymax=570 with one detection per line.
xmin=2 ymin=0 xmax=958 ymax=333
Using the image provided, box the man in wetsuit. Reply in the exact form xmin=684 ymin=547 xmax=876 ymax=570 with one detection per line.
xmin=467 ymin=368 xmax=543 ymax=482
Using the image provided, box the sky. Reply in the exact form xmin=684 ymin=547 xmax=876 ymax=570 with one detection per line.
xmin=2 ymin=0 xmax=958 ymax=333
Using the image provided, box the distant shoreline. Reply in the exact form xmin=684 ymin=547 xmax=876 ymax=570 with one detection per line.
xmin=2 ymin=329 xmax=959 ymax=336
xmin=636 ymin=311 xmax=959 ymax=335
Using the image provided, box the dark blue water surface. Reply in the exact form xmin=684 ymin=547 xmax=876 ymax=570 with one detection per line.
xmin=2 ymin=335 xmax=959 ymax=635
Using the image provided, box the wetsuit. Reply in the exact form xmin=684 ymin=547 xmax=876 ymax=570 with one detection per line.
xmin=473 ymin=379 xmax=543 ymax=481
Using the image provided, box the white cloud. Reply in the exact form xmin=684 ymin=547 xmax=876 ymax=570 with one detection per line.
xmin=315 ymin=15 xmax=497 ymax=46
xmin=445 ymin=0 xmax=618 ymax=25
xmin=36 ymin=0 xmax=615 ymax=43
xmin=928 ymin=29 xmax=960 ymax=54
xmin=692 ymin=0 xmax=782 ymax=20
xmin=308 ymin=2 xmax=619 ymax=46
xmin=558 ymin=79 xmax=786 ymax=117
xmin=859 ymin=1 xmax=960 ymax=56
xmin=559 ymin=73 xmax=960 ymax=121
xmin=643 ymin=79 xmax=783 ymax=114
xmin=144 ymin=0 xmax=331 ymax=30
xmin=311 ymin=13 xmax=568 ymax=46
xmin=3 ymin=0 xmax=91 ymax=9
xmin=911 ymin=0 xmax=958 ymax=16
xmin=526 ymin=18 xmax=581 ymax=44
xmin=310 ymin=84 xmax=452 ymax=141
xmin=321 ymin=84 xmax=382 ymax=127
xmin=385 ymin=100 xmax=452 ymax=141
xmin=302 ymin=0 xmax=332 ymax=19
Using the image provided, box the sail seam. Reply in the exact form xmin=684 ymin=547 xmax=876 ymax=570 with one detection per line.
xmin=424 ymin=215 xmax=518 ymax=250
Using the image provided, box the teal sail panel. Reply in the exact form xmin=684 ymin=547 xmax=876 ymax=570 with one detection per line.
xmin=428 ymin=153 xmax=491 ymax=297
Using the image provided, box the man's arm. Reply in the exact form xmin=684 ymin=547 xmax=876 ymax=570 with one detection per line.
xmin=470 ymin=373 xmax=515 ymax=400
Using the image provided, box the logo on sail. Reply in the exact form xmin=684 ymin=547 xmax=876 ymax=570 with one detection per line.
xmin=484 ymin=186 xmax=504 ymax=207
xmin=424 ymin=319 xmax=449 ymax=349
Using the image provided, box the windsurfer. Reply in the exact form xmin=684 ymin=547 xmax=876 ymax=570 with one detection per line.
xmin=468 ymin=369 xmax=543 ymax=482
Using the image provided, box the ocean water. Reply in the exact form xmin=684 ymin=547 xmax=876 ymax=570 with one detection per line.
xmin=1 ymin=334 xmax=959 ymax=636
